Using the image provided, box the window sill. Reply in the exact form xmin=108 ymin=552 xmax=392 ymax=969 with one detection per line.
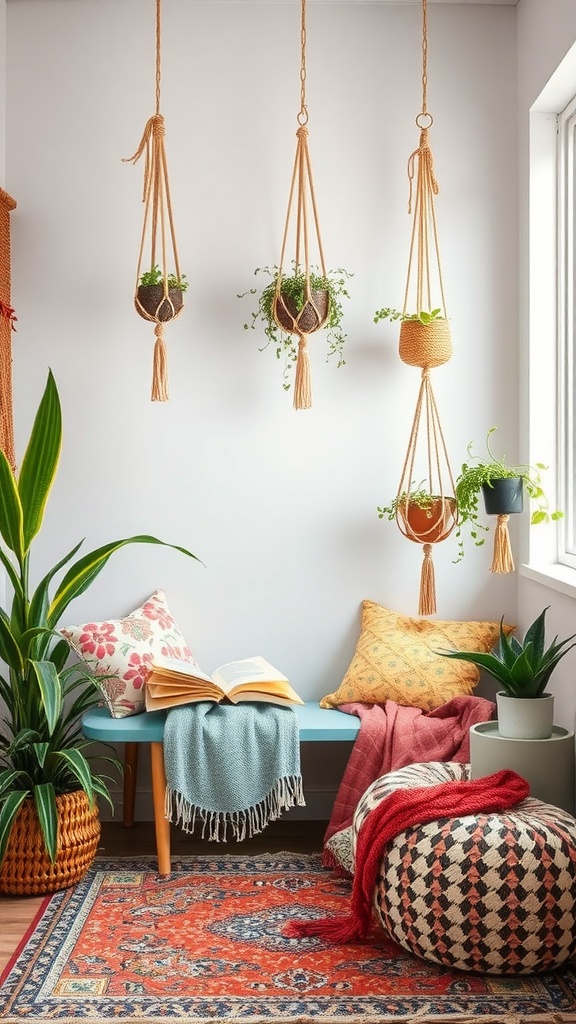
xmin=519 ymin=562 xmax=576 ymax=601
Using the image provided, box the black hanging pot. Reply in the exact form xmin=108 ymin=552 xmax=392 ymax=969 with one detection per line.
xmin=481 ymin=477 xmax=524 ymax=516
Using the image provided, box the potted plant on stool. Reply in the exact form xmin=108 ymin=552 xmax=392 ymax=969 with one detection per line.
xmin=0 ymin=370 xmax=200 ymax=895
xmin=437 ymin=607 xmax=576 ymax=739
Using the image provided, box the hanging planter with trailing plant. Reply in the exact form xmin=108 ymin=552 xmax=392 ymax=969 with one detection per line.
xmin=454 ymin=427 xmax=563 ymax=571
xmin=240 ymin=0 xmax=351 ymax=410
xmin=123 ymin=0 xmax=186 ymax=402
xmin=375 ymin=0 xmax=458 ymax=617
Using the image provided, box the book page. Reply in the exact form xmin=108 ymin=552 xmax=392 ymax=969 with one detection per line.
xmin=151 ymin=653 xmax=213 ymax=685
xmin=212 ymin=656 xmax=289 ymax=692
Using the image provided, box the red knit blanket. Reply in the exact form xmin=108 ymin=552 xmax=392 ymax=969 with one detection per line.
xmin=323 ymin=695 xmax=495 ymax=867
xmin=285 ymin=769 xmax=530 ymax=944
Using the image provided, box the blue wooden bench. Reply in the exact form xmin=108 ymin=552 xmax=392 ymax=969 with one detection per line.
xmin=82 ymin=703 xmax=360 ymax=875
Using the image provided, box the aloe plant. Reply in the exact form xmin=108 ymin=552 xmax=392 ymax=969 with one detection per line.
xmin=0 ymin=370 xmax=200 ymax=864
xmin=438 ymin=607 xmax=576 ymax=698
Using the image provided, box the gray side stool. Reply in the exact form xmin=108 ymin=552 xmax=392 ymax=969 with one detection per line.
xmin=470 ymin=721 xmax=575 ymax=815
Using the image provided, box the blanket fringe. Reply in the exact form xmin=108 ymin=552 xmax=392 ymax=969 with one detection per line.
xmin=165 ymin=774 xmax=305 ymax=842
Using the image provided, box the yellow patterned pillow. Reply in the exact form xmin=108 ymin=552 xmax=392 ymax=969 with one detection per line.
xmin=320 ymin=601 xmax=514 ymax=712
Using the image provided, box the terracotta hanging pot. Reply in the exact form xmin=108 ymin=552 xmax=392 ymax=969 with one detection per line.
xmin=136 ymin=284 xmax=184 ymax=323
xmin=398 ymin=496 xmax=457 ymax=543
xmin=274 ymin=288 xmax=330 ymax=336
xmin=482 ymin=477 xmax=524 ymax=516
xmin=399 ymin=319 xmax=452 ymax=368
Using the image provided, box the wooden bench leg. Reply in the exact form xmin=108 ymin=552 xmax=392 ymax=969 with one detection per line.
xmin=123 ymin=742 xmax=139 ymax=828
xmin=151 ymin=741 xmax=171 ymax=876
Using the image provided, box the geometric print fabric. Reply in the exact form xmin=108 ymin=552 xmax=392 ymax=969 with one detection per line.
xmin=353 ymin=761 xmax=576 ymax=975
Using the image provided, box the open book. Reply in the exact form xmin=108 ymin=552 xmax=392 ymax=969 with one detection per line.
xmin=145 ymin=654 xmax=304 ymax=711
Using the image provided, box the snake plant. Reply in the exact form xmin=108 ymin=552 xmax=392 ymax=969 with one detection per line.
xmin=0 ymin=370 xmax=200 ymax=863
xmin=438 ymin=607 xmax=576 ymax=698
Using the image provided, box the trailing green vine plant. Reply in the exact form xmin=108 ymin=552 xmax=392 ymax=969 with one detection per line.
xmin=239 ymin=262 xmax=353 ymax=391
xmin=454 ymin=427 xmax=563 ymax=563
xmin=373 ymin=307 xmax=445 ymax=326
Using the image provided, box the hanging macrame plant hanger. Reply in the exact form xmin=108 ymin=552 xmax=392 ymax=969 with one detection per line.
xmin=0 ymin=187 xmax=17 ymax=472
xmin=123 ymin=0 xmax=184 ymax=402
xmin=275 ymin=0 xmax=329 ymax=410
xmin=393 ymin=0 xmax=458 ymax=616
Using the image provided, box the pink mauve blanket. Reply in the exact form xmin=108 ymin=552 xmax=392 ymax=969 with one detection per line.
xmin=324 ymin=694 xmax=496 ymax=861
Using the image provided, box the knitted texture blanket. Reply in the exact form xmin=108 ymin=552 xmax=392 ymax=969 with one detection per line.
xmin=285 ymin=768 xmax=530 ymax=944
xmin=163 ymin=702 xmax=305 ymax=841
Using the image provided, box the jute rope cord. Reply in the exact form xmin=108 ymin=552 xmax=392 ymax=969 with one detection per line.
xmin=123 ymin=0 xmax=184 ymax=402
xmin=391 ymin=0 xmax=458 ymax=615
xmin=0 ymin=187 xmax=17 ymax=471
xmin=491 ymin=512 xmax=515 ymax=573
xmin=401 ymin=0 xmax=449 ymax=344
xmin=274 ymin=0 xmax=329 ymax=410
xmin=395 ymin=368 xmax=457 ymax=616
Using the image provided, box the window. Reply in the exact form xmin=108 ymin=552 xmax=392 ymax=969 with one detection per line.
xmin=557 ymin=95 xmax=576 ymax=570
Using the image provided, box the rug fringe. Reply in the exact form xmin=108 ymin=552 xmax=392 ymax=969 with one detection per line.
xmin=18 ymin=1011 xmax=572 ymax=1024
xmin=165 ymin=774 xmax=305 ymax=842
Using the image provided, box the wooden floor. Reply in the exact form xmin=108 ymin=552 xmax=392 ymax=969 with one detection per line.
xmin=0 ymin=819 xmax=327 ymax=974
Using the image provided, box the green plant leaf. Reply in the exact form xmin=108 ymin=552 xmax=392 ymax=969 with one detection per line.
xmin=18 ymin=369 xmax=62 ymax=555
xmin=48 ymin=537 xmax=202 ymax=629
xmin=435 ymin=649 xmax=512 ymax=686
xmin=523 ymin=607 xmax=547 ymax=662
xmin=0 ymin=449 xmax=24 ymax=562
xmin=33 ymin=782 xmax=58 ymax=862
xmin=58 ymin=749 xmax=95 ymax=803
xmin=0 ymin=789 xmax=29 ymax=864
xmin=29 ymin=659 xmax=63 ymax=736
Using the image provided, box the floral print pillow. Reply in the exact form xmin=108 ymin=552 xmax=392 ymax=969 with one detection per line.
xmin=61 ymin=589 xmax=197 ymax=718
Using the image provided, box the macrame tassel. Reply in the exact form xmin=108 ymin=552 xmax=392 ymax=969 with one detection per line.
xmin=419 ymin=543 xmax=436 ymax=616
xmin=490 ymin=514 xmax=515 ymax=573
xmin=151 ymin=323 xmax=169 ymax=402
xmin=293 ymin=333 xmax=312 ymax=410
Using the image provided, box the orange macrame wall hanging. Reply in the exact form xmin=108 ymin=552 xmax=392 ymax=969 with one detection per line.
xmin=383 ymin=0 xmax=458 ymax=617
xmin=124 ymin=0 xmax=185 ymax=403
xmin=0 ymin=187 xmax=17 ymax=472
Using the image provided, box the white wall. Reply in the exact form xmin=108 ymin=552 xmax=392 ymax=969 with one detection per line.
xmin=5 ymin=0 xmax=518 ymax=817
xmin=517 ymin=0 xmax=576 ymax=735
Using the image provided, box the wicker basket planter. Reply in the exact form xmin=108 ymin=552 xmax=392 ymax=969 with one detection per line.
xmin=398 ymin=496 xmax=457 ymax=544
xmin=0 ymin=791 xmax=101 ymax=896
xmin=399 ymin=319 xmax=452 ymax=368
xmin=273 ymin=288 xmax=329 ymax=335
xmin=136 ymin=284 xmax=184 ymax=323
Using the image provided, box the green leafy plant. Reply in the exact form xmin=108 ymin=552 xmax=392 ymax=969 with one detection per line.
xmin=453 ymin=426 xmax=563 ymax=563
xmin=139 ymin=265 xmax=188 ymax=291
xmin=437 ymin=607 xmax=576 ymax=698
xmin=238 ymin=262 xmax=353 ymax=391
xmin=0 ymin=370 xmax=201 ymax=865
xmin=373 ymin=307 xmax=444 ymax=326
xmin=377 ymin=482 xmax=439 ymax=521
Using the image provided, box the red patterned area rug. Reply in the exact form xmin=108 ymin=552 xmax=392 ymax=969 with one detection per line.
xmin=2 ymin=852 xmax=576 ymax=1023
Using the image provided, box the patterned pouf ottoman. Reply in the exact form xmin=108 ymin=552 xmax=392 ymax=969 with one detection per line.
xmin=353 ymin=761 xmax=576 ymax=974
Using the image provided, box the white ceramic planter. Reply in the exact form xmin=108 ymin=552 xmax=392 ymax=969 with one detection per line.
xmin=496 ymin=691 xmax=555 ymax=740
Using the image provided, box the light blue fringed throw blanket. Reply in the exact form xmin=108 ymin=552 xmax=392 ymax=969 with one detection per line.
xmin=163 ymin=702 xmax=305 ymax=841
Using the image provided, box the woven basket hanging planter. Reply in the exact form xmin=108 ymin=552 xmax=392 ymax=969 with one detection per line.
xmin=387 ymin=0 xmax=458 ymax=616
xmin=273 ymin=0 xmax=334 ymax=410
xmin=0 ymin=791 xmax=101 ymax=896
xmin=123 ymin=0 xmax=185 ymax=402
xmin=398 ymin=317 xmax=452 ymax=368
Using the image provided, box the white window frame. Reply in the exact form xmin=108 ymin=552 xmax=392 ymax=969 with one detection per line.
xmin=557 ymin=96 xmax=576 ymax=571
